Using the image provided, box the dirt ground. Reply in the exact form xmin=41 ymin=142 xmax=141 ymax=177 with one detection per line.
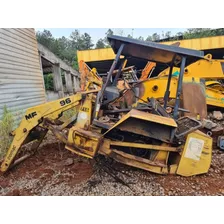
xmin=0 ymin=134 xmax=224 ymax=196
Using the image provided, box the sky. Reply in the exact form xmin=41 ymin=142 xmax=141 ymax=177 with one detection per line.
xmin=35 ymin=28 xmax=188 ymax=44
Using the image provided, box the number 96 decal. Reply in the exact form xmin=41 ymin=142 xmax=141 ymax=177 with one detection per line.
xmin=60 ymin=98 xmax=71 ymax=106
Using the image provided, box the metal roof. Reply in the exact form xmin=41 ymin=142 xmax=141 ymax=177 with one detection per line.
xmin=107 ymin=35 xmax=205 ymax=65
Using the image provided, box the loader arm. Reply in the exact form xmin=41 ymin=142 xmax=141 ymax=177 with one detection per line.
xmin=1 ymin=93 xmax=83 ymax=172
xmin=158 ymin=55 xmax=224 ymax=79
xmin=140 ymin=61 xmax=156 ymax=80
xmin=139 ymin=43 xmax=180 ymax=81
xmin=79 ymin=60 xmax=102 ymax=91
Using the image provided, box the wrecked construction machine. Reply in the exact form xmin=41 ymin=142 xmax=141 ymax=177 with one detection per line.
xmin=147 ymin=54 xmax=224 ymax=113
xmin=0 ymin=35 xmax=212 ymax=177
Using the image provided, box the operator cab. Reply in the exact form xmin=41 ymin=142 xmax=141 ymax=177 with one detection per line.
xmin=97 ymin=35 xmax=204 ymax=118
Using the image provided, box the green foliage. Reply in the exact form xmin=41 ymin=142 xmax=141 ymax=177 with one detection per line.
xmin=95 ymin=38 xmax=106 ymax=49
xmin=104 ymin=29 xmax=114 ymax=46
xmin=59 ymin=108 xmax=78 ymax=123
xmin=146 ymin=35 xmax=152 ymax=41
xmin=116 ymin=29 xmax=124 ymax=36
xmin=95 ymin=29 xmax=115 ymax=49
xmin=37 ymin=28 xmax=224 ymax=69
xmin=36 ymin=29 xmax=94 ymax=70
xmin=0 ymin=106 xmax=14 ymax=159
xmin=36 ymin=29 xmax=54 ymax=49
xmin=138 ymin=36 xmax=144 ymax=41
xmin=72 ymin=60 xmax=79 ymax=71
xmin=152 ymin=33 xmax=160 ymax=41
xmin=44 ymin=74 xmax=54 ymax=91
xmin=61 ymin=73 xmax=66 ymax=85
xmin=165 ymin=31 xmax=171 ymax=38
xmin=105 ymin=29 xmax=114 ymax=37
xmin=159 ymin=28 xmax=224 ymax=42
xmin=183 ymin=28 xmax=224 ymax=40
xmin=70 ymin=30 xmax=94 ymax=50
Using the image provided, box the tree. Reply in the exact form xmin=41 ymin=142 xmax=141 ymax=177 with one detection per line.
xmin=116 ymin=29 xmax=124 ymax=36
xmin=52 ymin=39 xmax=62 ymax=57
xmin=152 ymin=33 xmax=160 ymax=41
xmin=182 ymin=28 xmax=220 ymax=39
xmin=36 ymin=29 xmax=55 ymax=51
xmin=81 ymin=33 xmax=94 ymax=49
xmin=146 ymin=35 xmax=152 ymax=41
xmin=70 ymin=29 xmax=80 ymax=50
xmin=127 ymin=34 xmax=133 ymax=38
xmin=105 ymin=29 xmax=114 ymax=46
xmin=165 ymin=31 xmax=171 ymax=38
xmin=138 ymin=36 xmax=144 ymax=41
xmin=95 ymin=38 xmax=106 ymax=49
xmin=44 ymin=74 xmax=54 ymax=91
xmin=70 ymin=30 xmax=94 ymax=50
xmin=105 ymin=29 xmax=114 ymax=37
xmin=36 ymin=29 xmax=94 ymax=70
xmin=176 ymin=32 xmax=183 ymax=37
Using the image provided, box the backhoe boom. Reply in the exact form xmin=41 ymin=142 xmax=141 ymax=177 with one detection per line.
xmin=1 ymin=93 xmax=82 ymax=172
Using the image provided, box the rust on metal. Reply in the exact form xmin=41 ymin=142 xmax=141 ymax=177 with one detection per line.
xmin=112 ymin=149 xmax=167 ymax=167
xmin=181 ymin=82 xmax=207 ymax=119
xmin=110 ymin=141 xmax=178 ymax=152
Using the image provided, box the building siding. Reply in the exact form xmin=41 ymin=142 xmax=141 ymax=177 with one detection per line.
xmin=0 ymin=28 xmax=46 ymax=127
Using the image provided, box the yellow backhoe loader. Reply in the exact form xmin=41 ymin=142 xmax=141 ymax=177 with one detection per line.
xmin=137 ymin=53 xmax=224 ymax=113
xmin=0 ymin=35 xmax=212 ymax=177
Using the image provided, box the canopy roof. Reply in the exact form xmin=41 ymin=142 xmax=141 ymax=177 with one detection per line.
xmin=107 ymin=35 xmax=204 ymax=66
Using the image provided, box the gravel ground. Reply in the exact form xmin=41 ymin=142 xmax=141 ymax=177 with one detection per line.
xmin=0 ymin=132 xmax=224 ymax=196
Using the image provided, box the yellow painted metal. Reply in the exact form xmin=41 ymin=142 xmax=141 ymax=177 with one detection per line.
xmin=177 ymin=130 xmax=212 ymax=177
xmin=205 ymin=80 xmax=224 ymax=107
xmin=137 ymin=76 xmax=178 ymax=101
xmin=74 ymin=94 xmax=93 ymax=129
xmin=122 ymin=59 xmax=127 ymax=69
xmin=66 ymin=127 xmax=102 ymax=158
xmin=146 ymin=78 xmax=224 ymax=109
xmin=161 ymin=35 xmax=224 ymax=50
xmin=151 ymin=143 xmax=171 ymax=166
xmin=169 ymin=165 xmax=178 ymax=174
xmin=2 ymin=43 xmax=217 ymax=178
xmin=65 ymin=94 xmax=102 ymax=158
xmin=205 ymin=87 xmax=224 ymax=108
xmin=0 ymin=93 xmax=82 ymax=172
xmin=2 ymin=88 xmax=213 ymax=177
xmin=206 ymin=80 xmax=223 ymax=88
xmin=110 ymin=141 xmax=178 ymax=152
xmin=100 ymin=129 xmax=212 ymax=177
xmin=104 ymin=109 xmax=177 ymax=137
xmin=152 ymin=151 xmax=169 ymax=165
xmin=77 ymin=36 xmax=224 ymax=63
xmin=140 ymin=61 xmax=156 ymax=80
xmin=99 ymin=141 xmax=168 ymax=174
xmin=77 ymin=48 xmax=124 ymax=62
xmin=145 ymin=57 xmax=224 ymax=109
xmin=79 ymin=60 xmax=103 ymax=91
xmin=158 ymin=57 xmax=224 ymax=79
xmin=136 ymin=76 xmax=203 ymax=105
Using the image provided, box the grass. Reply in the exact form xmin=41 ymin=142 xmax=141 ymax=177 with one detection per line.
xmin=59 ymin=108 xmax=78 ymax=123
xmin=0 ymin=105 xmax=77 ymax=160
xmin=0 ymin=106 xmax=14 ymax=160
